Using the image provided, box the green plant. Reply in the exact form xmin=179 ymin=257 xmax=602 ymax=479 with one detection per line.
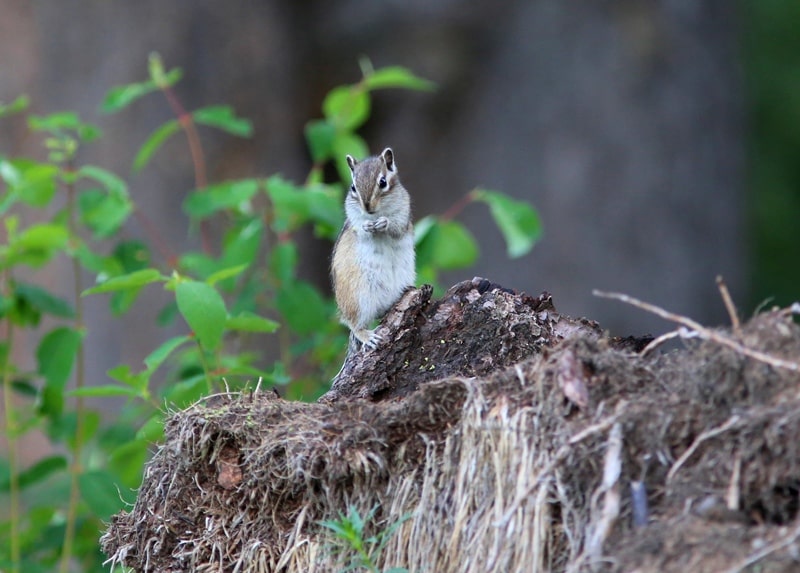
xmin=320 ymin=505 xmax=411 ymax=573
xmin=0 ymin=54 xmax=541 ymax=571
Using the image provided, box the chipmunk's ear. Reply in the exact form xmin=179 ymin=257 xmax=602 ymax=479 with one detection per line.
xmin=381 ymin=148 xmax=395 ymax=172
xmin=346 ymin=155 xmax=357 ymax=173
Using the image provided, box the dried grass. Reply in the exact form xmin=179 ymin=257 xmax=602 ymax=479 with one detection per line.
xmin=102 ymin=309 xmax=800 ymax=572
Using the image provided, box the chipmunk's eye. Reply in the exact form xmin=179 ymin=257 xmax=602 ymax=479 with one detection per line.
xmin=350 ymin=184 xmax=357 ymax=196
xmin=378 ymin=176 xmax=387 ymax=190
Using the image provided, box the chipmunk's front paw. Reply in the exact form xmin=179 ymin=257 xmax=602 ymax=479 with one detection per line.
xmin=363 ymin=217 xmax=388 ymax=233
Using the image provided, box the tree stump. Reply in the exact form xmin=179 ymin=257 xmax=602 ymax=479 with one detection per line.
xmin=324 ymin=277 xmax=611 ymax=403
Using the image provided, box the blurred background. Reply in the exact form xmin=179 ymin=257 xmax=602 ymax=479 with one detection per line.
xmin=1 ymin=0 xmax=798 ymax=383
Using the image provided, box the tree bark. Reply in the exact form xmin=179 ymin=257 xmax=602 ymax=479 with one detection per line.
xmin=324 ymin=277 xmax=643 ymax=403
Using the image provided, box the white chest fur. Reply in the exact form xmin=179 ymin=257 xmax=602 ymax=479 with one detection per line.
xmin=353 ymin=229 xmax=416 ymax=326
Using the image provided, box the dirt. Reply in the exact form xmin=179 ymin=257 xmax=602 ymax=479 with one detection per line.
xmin=101 ymin=280 xmax=800 ymax=572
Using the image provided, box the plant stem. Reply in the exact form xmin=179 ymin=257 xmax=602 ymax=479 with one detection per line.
xmin=440 ymin=190 xmax=476 ymax=221
xmin=160 ymin=84 xmax=212 ymax=255
xmin=196 ymin=341 xmax=213 ymax=394
xmin=59 ymin=165 xmax=87 ymax=573
xmin=2 ymin=280 xmax=20 ymax=573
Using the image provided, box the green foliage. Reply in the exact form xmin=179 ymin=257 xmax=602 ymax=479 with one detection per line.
xmin=742 ymin=0 xmax=800 ymax=307
xmin=319 ymin=505 xmax=411 ymax=573
xmin=0 ymin=56 xmax=541 ymax=572
xmin=472 ymin=189 xmax=542 ymax=258
xmin=175 ymin=280 xmax=228 ymax=351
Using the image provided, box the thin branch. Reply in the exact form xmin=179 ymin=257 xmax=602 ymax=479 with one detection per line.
xmin=640 ymin=329 xmax=684 ymax=355
xmin=666 ymin=415 xmax=741 ymax=484
xmin=60 ymin=163 xmax=88 ymax=573
xmin=440 ymin=191 xmax=475 ymax=221
xmin=2 ymin=278 xmax=20 ymax=573
xmin=161 ymin=84 xmax=212 ymax=255
xmin=716 ymin=275 xmax=740 ymax=331
xmin=593 ymin=290 xmax=800 ymax=373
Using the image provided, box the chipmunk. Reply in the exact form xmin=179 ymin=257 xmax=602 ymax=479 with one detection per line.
xmin=331 ymin=147 xmax=416 ymax=350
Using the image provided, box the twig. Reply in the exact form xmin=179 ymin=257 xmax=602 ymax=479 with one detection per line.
xmin=722 ymin=521 xmax=800 ymax=573
xmin=716 ymin=275 xmax=740 ymax=331
xmin=160 ymin=84 xmax=212 ymax=255
xmin=60 ymin=161 xmax=88 ymax=573
xmin=725 ymin=451 xmax=741 ymax=511
xmin=666 ymin=415 xmax=741 ymax=484
xmin=2 ymin=279 xmax=20 ymax=573
xmin=593 ymin=290 xmax=800 ymax=373
xmin=585 ymin=423 xmax=623 ymax=561
xmin=641 ymin=329 xmax=684 ymax=355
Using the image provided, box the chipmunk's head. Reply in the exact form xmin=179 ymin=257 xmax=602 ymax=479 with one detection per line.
xmin=346 ymin=148 xmax=400 ymax=215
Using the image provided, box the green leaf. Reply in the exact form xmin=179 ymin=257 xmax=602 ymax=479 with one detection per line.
xmin=13 ymin=223 xmax=69 ymax=250
xmin=363 ymin=66 xmax=436 ymax=92
xmin=28 ymin=112 xmax=100 ymax=141
xmin=472 ymin=189 xmax=542 ymax=258
xmin=176 ymin=280 xmax=227 ymax=350
xmin=269 ymin=240 xmax=298 ymax=284
xmin=162 ymin=374 xmax=207 ymax=407
xmin=226 ymin=312 xmax=279 ymax=333
xmin=66 ymin=385 xmax=141 ymax=398
xmin=0 ymin=94 xmax=30 ymax=118
xmin=38 ymin=385 xmax=64 ymax=419
xmin=183 ymin=179 xmax=259 ymax=219
xmin=323 ymin=86 xmax=370 ymax=131
xmin=6 ymin=223 xmax=69 ymax=267
xmin=75 ymin=244 xmax=123 ymax=276
xmin=157 ymin=300 xmax=179 ymax=326
xmin=36 ymin=327 xmax=82 ymax=391
xmin=77 ymin=189 xmax=133 ymax=238
xmin=78 ymin=470 xmax=125 ymax=520
xmin=206 ymin=264 xmax=248 ymax=286
xmin=305 ymin=119 xmax=337 ymax=163
xmin=83 ymin=268 xmax=163 ymax=295
xmin=0 ymin=159 xmax=58 ymax=209
xmin=102 ymin=58 xmax=182 ymax=113
xmin=413 ymin=215 xmax=437 ymax=245
xmin=264 ymin=176 xmax=311 ymax=232
xmin=107 ymin=364 xmax=147 ymax=390
xmin=108 ymin=241 xmax=152 ymax=312
xmin=178 ymin=253 xmax=219 ymax=281
xmin=144 ymin=335 xmax=191 ymax=372
xmin=114 ymin=240 xmax=151 ymax=272
xmin=193 ymin=105 xmax=253 ymax=137
xmin=79 ymin=165 xmax=128 ymax=197
xmin=13 ymin=282 xmax=75 ymax=319
xmin=276 ymin=281 xmax=328 ymax=335
xmin=110 ymin=286 xmax=145 ymax=316
xmin=220 ymin=219 xmax=264 ymax=271
xmin=135 ymin=414 xmax=165 ymax=442
xmin=305 ymin=183 xmax=345 ymax=239
xmin=133 ymin=119 xmax=180 ymax=173
xmin=2 ymin=456 xmax=67 ymax=491
xmin=417 ymin=220 xmax=479 ymax=270
xmin=148 ymin=54 xmax=182 ymax=89
xmin=108 ymin=439 xmax=149 ymax=488
xmin=101 ymin=80 xmax=159 ymax=113
xmin=136 ymin=412 xmax=164 ymax=442
xmin=332 ymin=132 xmax=369 ymax=183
